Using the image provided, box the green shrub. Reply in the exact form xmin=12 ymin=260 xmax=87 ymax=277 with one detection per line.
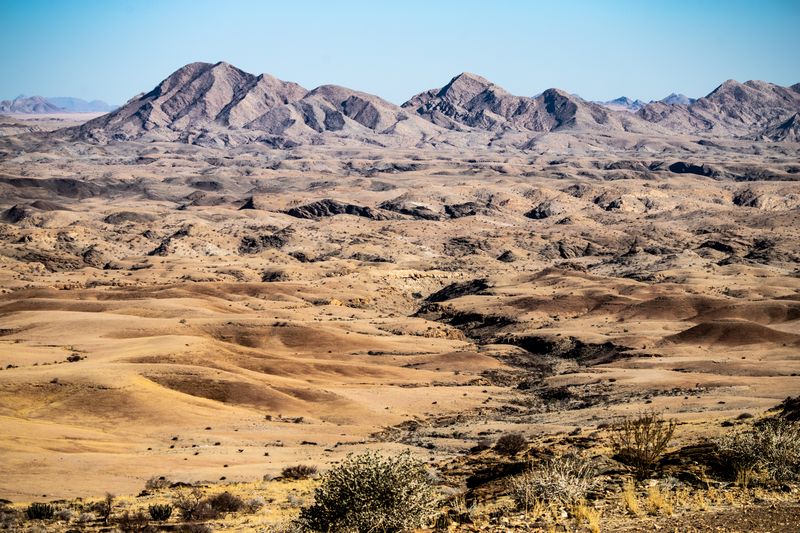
xmin=148 ymin=503 xmax=173 ymax=521
xmin=298 ymin=450 xmax=436 ymax=532
xmin=494 ymin=433 xmax=528 ymax=456
xmin=610 ymin=411 xmax=675 ymax=479
xmin=206 ymin=491 xmax=244 ymax=515
xmin=116 ymin=510 xmax=152 ymax=532
xmin=281 ymin=465 xmax=318 ymax=480
xmin=25 ymin=502 xmax=55 ymax=520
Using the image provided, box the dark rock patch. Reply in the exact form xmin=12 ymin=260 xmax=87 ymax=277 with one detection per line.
xmin=104 ymin=211 xmax=158 ymax=225
xmin=285 ymin=199 xmax=388 ymax=220
xmin=379 ymin=199 xmax=441 ymax=220
xmin=525 ymin=201 xmax=563 ymax=220
xmin=497 ymin=250 xmax=518 ymax=262
xmin=668 ymin=162 xmax=720 ymax=177
xmin=425 ymin=279 xmax=491 ymax=303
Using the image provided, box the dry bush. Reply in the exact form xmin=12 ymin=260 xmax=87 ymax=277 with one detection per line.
xmin=55 ymin=508 xmax=74 ymax=522
xmin=298 ymin=450 xmax=436 ymax=532
xmin=715 ymin=418 xmax=800 ymax=484
xmin=494 ymin=433 xmax=528 ymax=456
xmin=76 ymin=512 xmax=94 ymax=525
xmin=116 ymin=510 xmax=153 ymax=533
xmin=508 ymin=454 xmax=596 ymax=509
xmin=263 ymin=521 xmax=306 ymax=533
xmin=0 ymin=507 xmax=21 ymax=530
xmin=177 ymin=524 xmax=213 ymax=533
xmin=505 ymin=476 xmax=546 ymax=518
xmin=432 ymin=495 xmax=482 ymax=530
xmin=281 ymin=464 xmax=318 ymax=480
xmin=714 ymin=427 xmax=760 ymax=486
xmin=96 ymin=493 xmax=115 ymax=525
xmin=173 ymin=487 xmax=205 ymax=520
xmin=145 ymin=476 xmax=171 ymax=490
xmin=610 ymin=411 xmax=676 ymax=479
xmin=244 ymin=496 xmax=266 ymax=513
xmin=753 ymin=418 xmax=800 ymax=481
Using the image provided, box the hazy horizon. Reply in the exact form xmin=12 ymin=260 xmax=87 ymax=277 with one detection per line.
xmin=2 ymin=0 xmax=799 ymax=105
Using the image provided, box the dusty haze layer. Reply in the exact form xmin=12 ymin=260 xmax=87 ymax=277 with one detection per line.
xmin=0 ymin=63 xmax=799 ymax=502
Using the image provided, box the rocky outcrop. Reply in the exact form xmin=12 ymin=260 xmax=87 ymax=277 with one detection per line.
xmin=525 ymin=201 xmax=564 ymax=220
xmin=378 ymin=199 xmax=441 ymax=220
xmin=284 ymin=199 xmax=389 ymax=220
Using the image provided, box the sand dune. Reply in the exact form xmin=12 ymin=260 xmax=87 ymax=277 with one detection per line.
xmin=666 ymin=320 xmax=800 ymax=346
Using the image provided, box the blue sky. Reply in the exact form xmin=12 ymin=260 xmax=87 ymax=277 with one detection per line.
xmin=1 ymin=0 xmax=798 ymax=104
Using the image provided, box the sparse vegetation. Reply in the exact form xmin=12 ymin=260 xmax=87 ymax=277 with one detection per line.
xmin=610 ymin=411 xmax=676 ymax=479
xmin=281 ymin=464 xmax=318 ymax=480
xmin=494 ymin=433 xmax=528 ymax=456
xmin=298 ymin=450 xmax=436 ymax=532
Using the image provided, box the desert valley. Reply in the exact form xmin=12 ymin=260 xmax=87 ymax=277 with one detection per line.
xmin=0 ymin=61 xmax=799 ymax=531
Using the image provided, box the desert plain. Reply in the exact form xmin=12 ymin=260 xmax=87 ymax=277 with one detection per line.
xmin=0 ymin=64 xmax=799 ymax=531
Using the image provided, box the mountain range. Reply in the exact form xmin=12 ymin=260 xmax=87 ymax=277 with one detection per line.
xmin=595 ymin=94 xmax=696 ymax=112
xmin=0 ymin=95 xmax=117 ymax=113
xmin=36 ymin=61 xmax=799 ymax=147
xmin=595 ymin=96 xmax=648 ymax=112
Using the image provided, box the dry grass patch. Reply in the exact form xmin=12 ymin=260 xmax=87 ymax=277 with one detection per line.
xmin=645 ymin=486 xmax=673 ymax=516
xmin=621 ymin=479 xmax=640 ymax=516
xmin=573 ymin=500 xmax=602 ymax=533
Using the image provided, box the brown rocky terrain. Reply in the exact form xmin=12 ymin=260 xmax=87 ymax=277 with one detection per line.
xmin=0 ymin=63 xmax=798 ymax=531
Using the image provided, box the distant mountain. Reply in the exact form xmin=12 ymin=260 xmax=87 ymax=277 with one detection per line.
xmin=47 ymin=97 xmax=117 ymax=112
xmin=759 ymin=112 xmax=800 ymax=142
xmin=596 ymin=96 xmax=646 ymax=112
xmin=659 ymin=93 xmax=695 ymax=106
xmin=46 ymin=62 xmax=800 ymax=147
xmin=0 ymin=95 xmax=116 ymax=114
xmin=401 ymin=72 xmax=660 ymax=135
xmin=73 ymin=61 xmax=442 ymax=146
xmin=638 ymin=80 xmax=800 ymax=139
xmin=0 ymin=95 xmax=63 ymax=114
